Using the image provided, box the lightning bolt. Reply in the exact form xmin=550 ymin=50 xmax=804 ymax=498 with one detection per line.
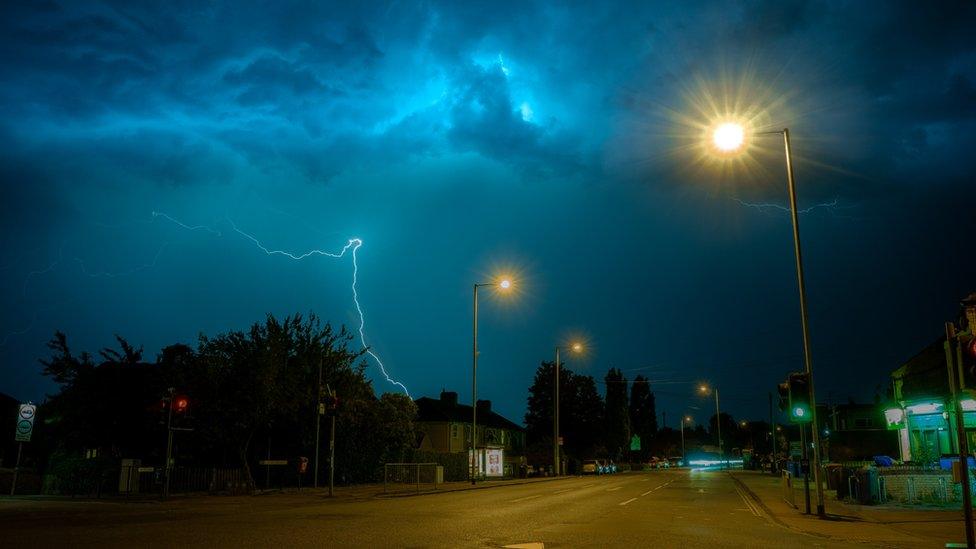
xmin=732 ymin=197 xmax=840 ymax=215
xmin=22 ymin=244 xmax=64 ymax=298
xmin=151 ymin=211 xmax=222 ymax=236
xmin=4 ymin=238 xmax=170 ymax=347
xmin=156 ymin=213 xmax=410 ymax=396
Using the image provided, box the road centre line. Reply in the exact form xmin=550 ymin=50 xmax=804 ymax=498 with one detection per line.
xmin=641 ymin=490 xmax=654 ymax=496
xmin=606 ymin=486 xmax=622 ymax=491
xmin=619 ymin=498 xmax=637 ymax=506
xmin=510 ymin=494 xmax=542 ymax=503
xmin=552 ymin=488 xmax=574 ymax=495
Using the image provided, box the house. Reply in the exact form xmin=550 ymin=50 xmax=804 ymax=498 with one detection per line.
xmin=415 ymin=391 xmax=526 ymax=478
xmin=885 ymin=293 xmax=976 ymax=463
xmin=826 ymin=402 xmax=899 ymax=461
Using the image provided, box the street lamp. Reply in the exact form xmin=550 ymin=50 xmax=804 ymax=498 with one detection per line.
xmin=706 ymin=121 xmax=827 ymax=516
xmin=471 ymin=277 xmax=513 ymax=484
xmin=681 ymin=416 xmax=692 ymax=463
xmin=554 ymin=341 xmax=584 ymax=476
xmin=699 ymin=384 xmax=722 ymax=457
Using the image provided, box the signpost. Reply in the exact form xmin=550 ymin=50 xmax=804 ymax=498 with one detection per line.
xmin=11 ymin=403 xmax=36 ymax=495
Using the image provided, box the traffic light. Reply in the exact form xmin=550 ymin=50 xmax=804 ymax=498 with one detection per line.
xmin=788 ymin=372 xmax=812 ymax=423
xmin=777 ymin=382 xmax=790 ymax=412
xmin=960 ymin=332 xmax=976 ymax=390
xmin=174 ymin=395 xmax=189 ymax=414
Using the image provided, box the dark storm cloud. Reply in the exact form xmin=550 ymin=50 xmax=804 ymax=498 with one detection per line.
xmin=1 ymin=0 xmax=974 ymax=421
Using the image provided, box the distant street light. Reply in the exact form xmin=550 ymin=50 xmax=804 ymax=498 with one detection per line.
xmin=554 ymin=341 xmax=584 ymax=476
xmin=703 ymin=120 xmax=827 ymax=517
xmin=698 ymin=384 xmax=722 ymax=457
xmin=471 ymin=277 xmax=513 ymax=484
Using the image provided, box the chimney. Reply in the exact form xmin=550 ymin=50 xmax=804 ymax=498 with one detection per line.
xmin=476 ymin=399 xmax=491 ymax=414
xmin=440 ymin=391 xmax=458 ymax=406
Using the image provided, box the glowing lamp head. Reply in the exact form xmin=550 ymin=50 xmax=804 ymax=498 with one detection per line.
xmin=571 ymin=342 xmax=583 ymax=353
xmin=698 ymin=385 xmax=709 ymax=393
xmin=684 ymin=416 xmax=692 ymax=423
xmin=712 ymin=122 xmax=745 ymax=153
xmin=498 ymin=279 xmax=512 ymax=290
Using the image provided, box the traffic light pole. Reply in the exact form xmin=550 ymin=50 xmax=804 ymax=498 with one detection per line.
xmin=782 ymin=128 xmax=826 ymax=517
xmin=946 ymin=322 xmax=975 ymax=549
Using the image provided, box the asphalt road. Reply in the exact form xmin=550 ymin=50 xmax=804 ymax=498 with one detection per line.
xmin=0 ymin=470 xmax=897 ymax=547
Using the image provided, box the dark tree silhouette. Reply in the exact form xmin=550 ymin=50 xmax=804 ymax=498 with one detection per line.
xmin=603 ymin=368 xmax=630 ymax=461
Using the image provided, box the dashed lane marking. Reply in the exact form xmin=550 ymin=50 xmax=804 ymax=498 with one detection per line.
xmin=510 ymin=494 xmax=543 ymax=503
xmin=619 ymin=498 xmax=637 ymax=506
xmin=606 ymin=486 xmax=622 ymax=491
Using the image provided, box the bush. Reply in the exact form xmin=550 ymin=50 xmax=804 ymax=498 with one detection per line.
xmin=44 ymin=451 xmax=118 ymax=496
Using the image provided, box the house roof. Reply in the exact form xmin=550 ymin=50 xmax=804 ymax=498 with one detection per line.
xmin=415 ymin=396 xmax=524 ymax=432
xmin=891 ymin=336 xmax=950 ymax=401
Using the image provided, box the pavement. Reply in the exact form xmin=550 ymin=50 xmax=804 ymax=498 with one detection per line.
xmin=730 ymin=469 xmax=965 ymax=548
xmin=0 ymin=469 xmax=960 ymax=547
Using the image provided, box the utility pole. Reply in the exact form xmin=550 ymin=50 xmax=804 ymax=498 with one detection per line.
xmin=314 ymin=357 xmax=322 ymax=489
xmin=680 ymin=417 xmax=685 ymax=462
xmin=769 ymin=392 xmax=776 ymax=474
xmin=163 ymin=387 xmax=175 ymax=499
xmin=553 ymin=347 xmax=560 ymax=476
xmin=946 ymin=322 xmax=975 ymax=549
xmin=326 ymin=384 xmax=337 ymax=497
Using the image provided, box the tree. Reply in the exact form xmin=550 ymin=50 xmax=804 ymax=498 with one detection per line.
xmin=708 ymin=412 xmax=737 ymax=452
xmin=37 ymin=313 xmax=416 ymax=487
xmin=603 ymin=368 xmax=630 ymax=461
xmin=629 ymin=375 xmax=657 ymax=461
xmin=524 ymin=362 xmax=604 ymax=466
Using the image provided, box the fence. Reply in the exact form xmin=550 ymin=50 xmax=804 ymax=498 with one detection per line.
xmin=120 ymin=465 xmax=253 ymax=496
xmin=383 ymin=463 xmax=442 ymax=494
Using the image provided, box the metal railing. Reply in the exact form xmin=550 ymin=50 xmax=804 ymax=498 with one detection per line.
xmin=383 ymin=463 xmax=441 ymax=494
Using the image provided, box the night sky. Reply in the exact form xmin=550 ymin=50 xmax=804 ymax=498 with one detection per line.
xmin=1 ymin=1 xmax=974 ymax=427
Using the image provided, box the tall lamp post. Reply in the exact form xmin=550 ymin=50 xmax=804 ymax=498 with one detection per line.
xmin=681 ymin=416 xmax=692 ymax=463
xmin=471 ymin=277 xmax=513 ymax=484
xmin=553 ymin=342 xmax=583 ymax=476
xmin=707 ymin=122 xmax=826 ymax=516
xmin=699 ymin=385 xmax=722 ymax=457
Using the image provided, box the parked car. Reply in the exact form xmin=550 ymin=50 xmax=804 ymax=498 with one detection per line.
xmin=582 ymin=459 xmax=601 ymax=475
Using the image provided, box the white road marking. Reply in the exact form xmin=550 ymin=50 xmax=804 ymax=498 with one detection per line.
xmin=552 ymin=488 xmax=574 ymax=495
xmin=503 ymin=544 xmax=544 ymax=549
xmin=510 ymin=494 xmax=543 ymax=503
xmin=606 ymin=486 xmax=622 ymax=491
xmin=641 ymin=490 xmax=654 ymax=497
xmin=641 ymin=478 xmax=650 ymax=482
xmin=619 ymin=498 xmax=637 ymax=506
xmin=734 ymin=487 xmax=762 ymax=517
xmin=581 ymin=483 xmax=595 ymax=488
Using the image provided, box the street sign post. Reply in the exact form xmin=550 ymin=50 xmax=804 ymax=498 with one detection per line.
xmin=15 ymin=404 xmax=35 ymax=442
xmin=11 ymin=403 xmax=36 ymax=495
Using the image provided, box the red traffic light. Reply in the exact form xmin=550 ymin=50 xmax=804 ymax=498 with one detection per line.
xmin=174 ymin=396 xmax=189 ymax=413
